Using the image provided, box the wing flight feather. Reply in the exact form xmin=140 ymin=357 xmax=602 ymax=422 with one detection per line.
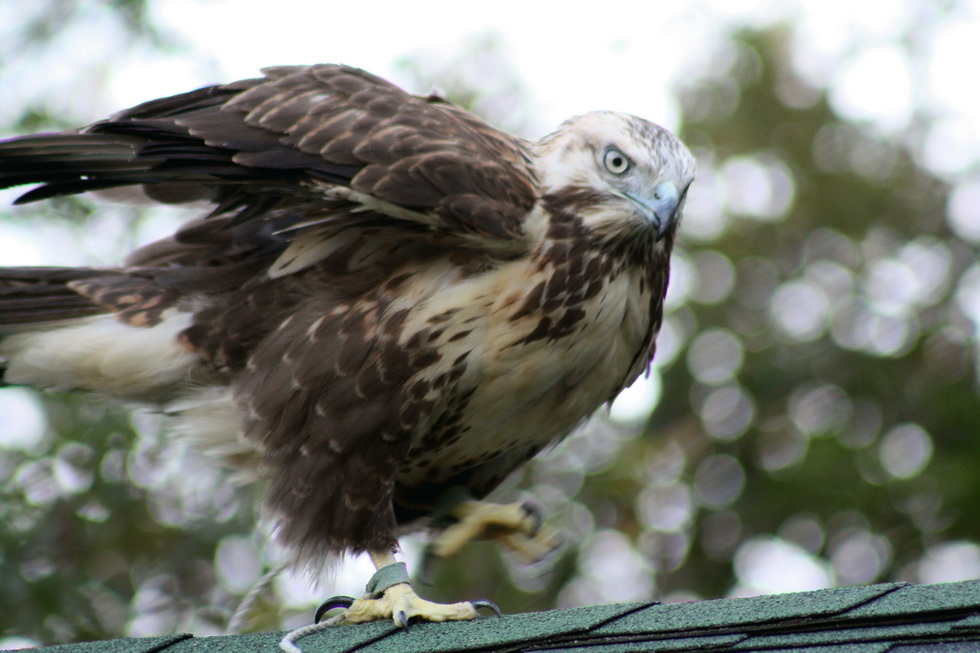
xmin=0 ymin=64 xmax=538 ymax=260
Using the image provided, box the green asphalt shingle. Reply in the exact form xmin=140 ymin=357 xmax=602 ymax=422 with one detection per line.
xmin=11 ymin=635 xmax=192 ymax=653
xmin=591 ymin=583 xmax=906 ymax=637
xmin=8 ymin=580 xmax=980 ymax=652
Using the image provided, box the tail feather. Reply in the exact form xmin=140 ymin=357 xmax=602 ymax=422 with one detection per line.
xmin=0 ymin=267 xmax=198 ymax=399
xmin=0 ymin=267 xmax=111 ymax=327
xmin=0 ymin=130 xmax=224 ymax=205
xmin=0 ymin=134 xmax=153 ymax=202
xmin=0 ymin=83 xmax=287 ymax=207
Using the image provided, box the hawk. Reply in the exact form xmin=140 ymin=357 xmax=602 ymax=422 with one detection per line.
xmin=0 ymin=64 xmax=695 ymax=626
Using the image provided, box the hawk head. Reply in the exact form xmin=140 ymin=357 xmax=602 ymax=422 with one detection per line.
xmin=533 ymin=111 xmax=696 ymax=243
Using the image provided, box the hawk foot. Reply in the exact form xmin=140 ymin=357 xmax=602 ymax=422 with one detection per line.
xmin=319 ymin=583 xmax=497 ymax=627
xmin=315 ymin=560 xmax=500 ymax=627
xmin=423 ymin=500 xmax=562 ymax=579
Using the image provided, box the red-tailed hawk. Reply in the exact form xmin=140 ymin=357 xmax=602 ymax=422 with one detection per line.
xmin=0 ymin=64 xmax=695 ymax=626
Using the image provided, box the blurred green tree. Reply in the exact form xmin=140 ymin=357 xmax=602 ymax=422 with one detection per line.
xmin=2 ymin=4 xmax=979 ymax=648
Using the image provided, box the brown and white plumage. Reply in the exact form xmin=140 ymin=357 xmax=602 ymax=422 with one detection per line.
xmin=0 ymin=64 xmax=694 ymax=617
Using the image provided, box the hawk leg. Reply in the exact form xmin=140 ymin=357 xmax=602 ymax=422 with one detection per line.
xmin=422 ymin=499 xmax=563 ymax=580
xmin=324 ymin=551 xmax=496 ymax=627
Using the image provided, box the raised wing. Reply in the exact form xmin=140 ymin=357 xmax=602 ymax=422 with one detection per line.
xmin=0 ymin=64 xmax=538 ymax=253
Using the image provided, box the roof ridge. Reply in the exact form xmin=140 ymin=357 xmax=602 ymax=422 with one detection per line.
xmin=12 ymin=580 xmax=980 ymax=653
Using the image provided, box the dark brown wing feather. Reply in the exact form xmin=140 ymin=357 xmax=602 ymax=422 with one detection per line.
xmin=0 ymin=65 xmax=539 ymax=331
xmin=0 ymin=64 xmax=537 ymax=250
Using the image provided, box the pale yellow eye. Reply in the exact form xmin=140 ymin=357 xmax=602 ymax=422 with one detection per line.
xmin=603 ymin=148 xmax=630 ymax=175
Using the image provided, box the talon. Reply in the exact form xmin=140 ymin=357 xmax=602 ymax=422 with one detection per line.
xmin=315 ymin=595 xmax=355 ymax=623
xmin=395 ymin=609 xmax=409 ymax=628
xmin=471 ymin=599 xmax=503 ymax=618
xmin=520 ymin=501 xmax=543 ymax=537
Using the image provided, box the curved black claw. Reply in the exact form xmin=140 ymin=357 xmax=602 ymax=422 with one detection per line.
xmin=395 ymin=609 xmax=409 ymax=629
xmin=314 ymin=595 xmax=355 ymax=623
xmin=417 ymin=543 xmax=437 ymax=586
xmin=520 ymin=501 xmax=544 ymax=537
xmin=471 ymin=599 xmax=503 ymax=618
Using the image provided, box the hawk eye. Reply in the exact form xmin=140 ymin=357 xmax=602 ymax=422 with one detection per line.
xmin=603 ymin=148 xmax=630 ymax=175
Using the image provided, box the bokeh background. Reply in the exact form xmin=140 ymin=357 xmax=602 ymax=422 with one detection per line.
xmin=2 ymin=0 xmax=980 ymax=647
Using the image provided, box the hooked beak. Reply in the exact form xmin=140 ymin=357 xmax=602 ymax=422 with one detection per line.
xmin=624 ymin=182 xmax=681 ymax=241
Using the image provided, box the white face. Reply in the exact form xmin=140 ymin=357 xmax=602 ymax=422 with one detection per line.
xmin=533 ymin=111 xmax=696 ymax=239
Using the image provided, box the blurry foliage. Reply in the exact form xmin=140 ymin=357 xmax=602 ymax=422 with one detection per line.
xmin=1 ymin=1 xmax=177 ymax=132
xmin=2 ymin=4 xmax=980 ymax=648
xmin=5 ymin=0 xmax=162 ymax=55
xmin=394 ymin=34 xmax=539 ymax=137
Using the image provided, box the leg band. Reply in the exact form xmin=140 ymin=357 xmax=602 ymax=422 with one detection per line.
xmin=365 ymin=562 xmax=411 ymax=598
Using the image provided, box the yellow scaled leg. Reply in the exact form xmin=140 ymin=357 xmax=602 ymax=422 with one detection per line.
xmin=428 ymin=500 xmax=562 ymax=563
xmin=330 ymin=551 xmax=490 ymax=628
xmin=345 ymin=582 xmax=477 ymax=626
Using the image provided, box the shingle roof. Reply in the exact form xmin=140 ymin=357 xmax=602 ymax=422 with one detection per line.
xmin=10 ymin=580 xmax=980 ymax=653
